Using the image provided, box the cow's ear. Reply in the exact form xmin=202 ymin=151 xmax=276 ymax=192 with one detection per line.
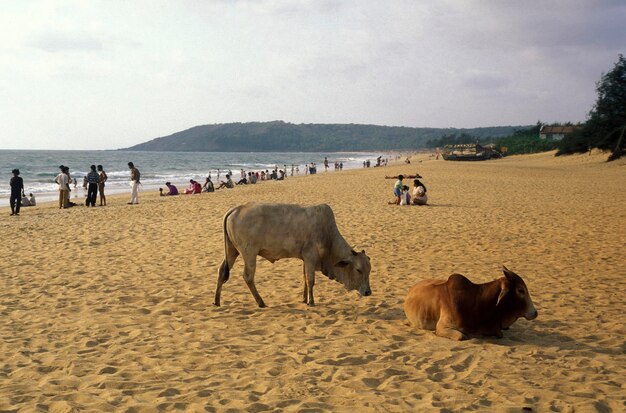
xmin=335 ymin=260 xmax=351 ymax=268
xmin=496 ymin=282 xmax=509 ymax=306
xmin=502 ymin=266 xmax=517 ymax=282
xmin=351 ymin=249 xmax=358 ymax=256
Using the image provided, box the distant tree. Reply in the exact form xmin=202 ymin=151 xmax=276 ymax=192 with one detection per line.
xmin=558 ymin=54 xmax=626 ymax=159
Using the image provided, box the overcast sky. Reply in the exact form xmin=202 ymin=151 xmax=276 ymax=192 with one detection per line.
xmin=1 ymin=0 xmax=624 ymax=150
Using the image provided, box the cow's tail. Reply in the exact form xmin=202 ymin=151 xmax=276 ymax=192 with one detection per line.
xmin=219 ymin=207 xmax=237 ymax=283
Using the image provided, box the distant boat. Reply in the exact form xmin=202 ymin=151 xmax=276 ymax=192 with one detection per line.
xmin=441 ymin=143 xmax=502 ymax=161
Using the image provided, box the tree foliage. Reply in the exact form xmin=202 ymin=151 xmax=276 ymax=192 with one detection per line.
xmin=558 ymin=54 xmax=626 ymax=158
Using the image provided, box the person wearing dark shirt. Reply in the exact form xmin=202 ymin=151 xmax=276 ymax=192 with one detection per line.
xmin=86 ymin=165 xmax=100 ymax=207
xmin=9 ymin=169 xmax=24 ymax=216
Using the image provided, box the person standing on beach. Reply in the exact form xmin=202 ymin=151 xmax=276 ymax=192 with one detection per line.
xmin=128 ymin=162 xmax=140 ymax=205
xmin=86 ymin=165 xmax=100 ymax=207
xmin=9 ymin=169 xmax=24 ymax=216
xmin=97 ymin=165 xmax=107 ymax=206
xmin=54 ymin=166 xmax=70 ymax=209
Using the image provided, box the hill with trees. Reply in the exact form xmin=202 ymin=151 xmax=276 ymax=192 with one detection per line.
xmin=120 ymin=122 xmax=528 ymax=152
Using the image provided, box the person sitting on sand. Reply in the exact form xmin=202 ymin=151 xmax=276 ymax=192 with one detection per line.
xmin=412 ymin=179 xmax=428 ymax=205
xmin=160 ymin=182 xmax=178 ymax=196
xmin=28 ymin=193 xmax=36 ymax=206
xmin=184 ymin=180 xmax=195 ymax=194
xmin=400 ymin=185 xmax=411 ymax=205
xmin=216 ymin=174 xmax=234 ymax=189
xmin=184 ymin=180 xmax=202 ymax=194
xmin=236 ymin=175 xmax=248 ymax=185
xmin=203 ymin=177 xmax=215 ymax=192
xmin=388 ymin=175 xmax=404 ymax=205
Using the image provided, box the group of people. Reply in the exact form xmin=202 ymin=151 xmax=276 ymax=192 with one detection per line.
xmin=54 ymin=164 xmax=109 ymax=208
xmin=160 ymin=176 xmax=217 ymax=196
xmin=387 ymin=173 xmax=428 ymax=206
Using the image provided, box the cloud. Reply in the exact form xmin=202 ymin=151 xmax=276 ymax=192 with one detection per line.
xmin=28 ymin=31 xmax=103 ymax=53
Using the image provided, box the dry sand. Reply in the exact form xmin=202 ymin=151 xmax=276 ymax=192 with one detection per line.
xmin=1 ymin=151 xmax=625 ymax=412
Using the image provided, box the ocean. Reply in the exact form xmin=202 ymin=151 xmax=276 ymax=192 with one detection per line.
xmin=1 ymin=150 xmax=387 ymax=204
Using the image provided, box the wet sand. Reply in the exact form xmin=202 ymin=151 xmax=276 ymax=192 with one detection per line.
xmin=1 ymin=150 xmax=624 ymax=412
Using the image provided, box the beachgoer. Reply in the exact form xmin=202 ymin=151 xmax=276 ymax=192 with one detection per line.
xmin=339 ymin=162 xmax=343 ymax=171
xmin=28 ymin=193 xmax=36 ymax=206
xmin=185 ymin=180 xmax=196 ymax=194
xmin=400 ymin=185 xmax=411 ymax=205
xmin=97 ymin=165 xmax=107 ymax=206
xmin=128 ymin=162 xmax=140 ymax=204
xmin=388 ymin=174 xmax=404 ymax=205
xmin=216 ymin=174 xmax=234 ymax=189
xmin=54 ymin=166 xmax=70 ymax=209
xmin=9 ymin=169 xmax=24 ymax=216
xmin=324 ymin=157 xmax=329 ymax=171
xmin=412 ymin=179 xmax=428 ymax=205
xmin=161 ymin=182 xmax=178 ymax=196
xmin=385 ymin=173 xmax=422 ymax=180
xmin=21 ymin=194 xmax=31 ymax=207
xmin=236 ymin=175 xmax=248 ymax=185
xmin=86 ymin=165 xmax=100 ymax=207
xmin=203 ymin=177 xmax=215 ymax=192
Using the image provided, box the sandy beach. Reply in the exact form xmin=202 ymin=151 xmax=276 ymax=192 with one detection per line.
xmin=1 ymin=151 xmax=624 ymax=412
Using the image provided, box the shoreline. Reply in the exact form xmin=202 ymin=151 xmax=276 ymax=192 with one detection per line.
xmin=1 ymin=150 xmax=412 ymax=206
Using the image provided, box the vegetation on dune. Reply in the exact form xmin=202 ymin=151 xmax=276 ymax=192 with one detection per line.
xmin=557 ymin=54 xmax=626 ymax=160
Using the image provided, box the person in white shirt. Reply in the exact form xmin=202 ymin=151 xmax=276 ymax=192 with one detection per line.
xmin=54 ymin=165 xmax=70 ymax=209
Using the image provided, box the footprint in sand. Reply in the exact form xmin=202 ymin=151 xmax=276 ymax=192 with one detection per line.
xmin=158 ymin=388 xmax=181 ymax=397
xmin=99 ymin=366 xmax=118 ymax=374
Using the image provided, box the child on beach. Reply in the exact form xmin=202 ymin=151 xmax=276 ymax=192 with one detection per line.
xmin=400 ymin=185 xmax=411 ymax=205
xmin=388 ymin=175 xmax=404 ymax=205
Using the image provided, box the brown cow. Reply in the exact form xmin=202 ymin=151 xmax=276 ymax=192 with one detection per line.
xmin=214 ymin=203 xmax=372 ymax=307
xmin=404 ymin=266 xmax=537 ymax=340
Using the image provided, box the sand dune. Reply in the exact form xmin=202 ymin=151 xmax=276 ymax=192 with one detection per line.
xmin=1 ymin=151 xmax=624 ymax=412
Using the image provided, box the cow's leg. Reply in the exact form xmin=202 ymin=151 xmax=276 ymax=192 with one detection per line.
xmin=214 ymin=243 xmax=239 ymax=306
xmin=242 ymin=254 xmax=266 ymax=308
xmin=302 ymin=259 xmax=316 ymax=306
xmin=302 ymin=263 xmax=308 ymax=303
xmin=435 ymin=318 xmax=467 ymax=341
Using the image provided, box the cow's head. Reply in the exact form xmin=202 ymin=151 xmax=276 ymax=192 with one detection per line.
xmin=496 ymin=266 xmax=538 ymax=328
xmin=334 ymin=249 xmax=372 ymax=297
